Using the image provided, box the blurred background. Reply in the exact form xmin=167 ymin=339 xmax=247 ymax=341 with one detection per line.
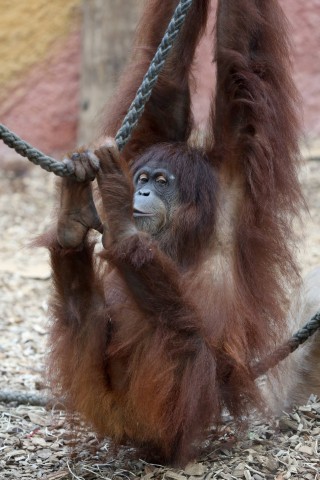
xmin=0 ymin=0 xmax=319 ymax=162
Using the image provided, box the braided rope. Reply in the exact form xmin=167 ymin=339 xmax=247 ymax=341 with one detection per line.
xmin=0 ymin=124 xmax=74 ymax=177
xmin=252 ymin=311 xmax=320 ymax=379
xmin=115 ymin=0 xmax=193 ymax=150
xmin=0 ymin=390 xmax=49 ymax=406
xmin=290 ymin=311 xmax=320 ymax=349
xmin=0 ymin=0 xmax=193 ymax=177
xmin=1 ymin=312 xmax=319 ymax=405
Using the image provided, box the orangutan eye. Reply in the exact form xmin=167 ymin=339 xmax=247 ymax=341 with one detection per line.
xmin=138 ymin=173 xmax=148 ymax=183
xmin=155 ymin=175 xmax=167 ymax=185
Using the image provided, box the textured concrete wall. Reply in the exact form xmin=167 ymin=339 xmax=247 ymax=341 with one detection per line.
xmin=0 ymin=0 xmax=81 ymax=159
xmin=192 ymin=0 xmax=320 ymax=145
xmin=0 ymin=0 xmax=319 ymax=162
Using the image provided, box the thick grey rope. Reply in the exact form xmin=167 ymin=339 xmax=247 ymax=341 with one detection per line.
xmin=252 ymin=312 xmax=320 ymax=378
xmin=0 ymin=0 xmax=193 ymax=177
xmin=290 ymin=311 xmax=320 ymax=350
xmin=115 ymin=0 xmax=193 ymax=150
xmin=1 ymin=312 xmax=320 ymax=405
xmin=0 ymin=390 xmax=49 ymax=407
xmin=1 ymin=0 xmax=319 ymax=403
xmin=0 ymin=124 xmax=74 ymax=177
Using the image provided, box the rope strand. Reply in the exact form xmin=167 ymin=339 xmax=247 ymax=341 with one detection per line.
xmin=115 ymin=0 xmax=193 ymax=150
xmin=252 ymin=311 xmax=320 ymax=378
xmin=0 ymin=124 xmax=74 ymax=177
xmin=0 ymin=0 xmax=194 ymax=176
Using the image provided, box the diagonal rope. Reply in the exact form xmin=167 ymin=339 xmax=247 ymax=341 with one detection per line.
xmin=290 ymin=311 xmax=320 ymax=348
xmin=0 ymin=311 xmax=320 ymax=405
xmin=0 ymin=390 xmax=49 ymax=407
xmin=0 ymin=0 xmax=193 ymax=177
xmin=0 ymin=124 xmax=74 ymax=177
xmin=252 ymin=311 xmax=320 ymax=379
xmin=115 ymin=0 xmax=193 ymax=150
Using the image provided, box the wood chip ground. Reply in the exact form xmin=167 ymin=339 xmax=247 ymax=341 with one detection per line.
xmin=0 ymin=153 xmax=319 ymax=479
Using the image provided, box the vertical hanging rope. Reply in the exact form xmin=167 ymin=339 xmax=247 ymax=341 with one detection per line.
xmin=115 ymin=0 xmax=193 ymax=151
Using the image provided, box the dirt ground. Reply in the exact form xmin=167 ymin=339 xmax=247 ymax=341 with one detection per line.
xmin=0 ymin=153 xmax=319 ymax=480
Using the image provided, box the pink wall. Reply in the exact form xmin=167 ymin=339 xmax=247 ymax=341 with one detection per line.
xmin=0 ymin=1 xmax=319 ymax=162
xmin=282 ymin=0 xmax=320 ymax=140
xmin=0 ymin=31 xmax=81 ymax=160
xmin=192 ymin=0 xmax=320 ymax=142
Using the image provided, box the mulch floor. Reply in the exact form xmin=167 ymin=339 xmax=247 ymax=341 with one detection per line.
xmin=0 ymin=153 xmax=319 ymax=479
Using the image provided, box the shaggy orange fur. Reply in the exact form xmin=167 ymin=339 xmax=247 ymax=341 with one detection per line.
xmin=40 ymin=0 xmax=309 ymax=466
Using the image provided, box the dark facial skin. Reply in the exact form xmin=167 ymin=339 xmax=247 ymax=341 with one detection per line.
xmin=132 ymin=160 xmax=177 ymax=235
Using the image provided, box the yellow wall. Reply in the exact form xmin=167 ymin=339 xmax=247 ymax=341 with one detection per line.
xmin=0 ymin=0 xmax=81 ymax=89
